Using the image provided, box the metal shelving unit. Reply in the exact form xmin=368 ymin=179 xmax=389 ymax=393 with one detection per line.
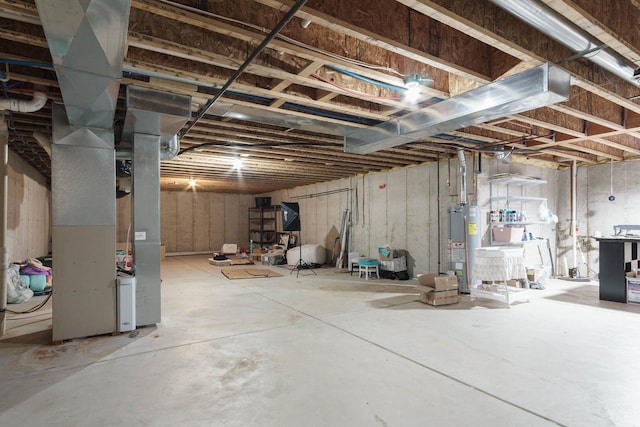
xmin=248 ymin=205 xmax=281 ymax=247
xmin=489 ymin=175 xmax=547 ymax=246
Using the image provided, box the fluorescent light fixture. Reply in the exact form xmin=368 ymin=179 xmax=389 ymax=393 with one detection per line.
xmin=344 ymin=63 xmax=570 ymax=154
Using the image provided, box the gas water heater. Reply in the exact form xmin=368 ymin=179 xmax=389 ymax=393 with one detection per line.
xmin=447 ymin=150 xmax=480 ymax=293
xmin=448 ymin=205 xmax=481 ymax=293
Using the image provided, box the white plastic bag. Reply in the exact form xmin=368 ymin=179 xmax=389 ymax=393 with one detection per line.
xmin=7 ymin=264 xmax=33 ymax=304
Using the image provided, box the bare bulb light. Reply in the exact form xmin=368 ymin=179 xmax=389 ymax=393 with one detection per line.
xmin=404 ymin=85 xmax=421 ymax=103
xmin=188 ymin=179 xmax=197 ymax=188
xmin=232 ymin=158 xmax=244 ymax=169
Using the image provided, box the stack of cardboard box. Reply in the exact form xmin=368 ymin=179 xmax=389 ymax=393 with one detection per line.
xmin=416 ymin=274 xmax=459 ymax=306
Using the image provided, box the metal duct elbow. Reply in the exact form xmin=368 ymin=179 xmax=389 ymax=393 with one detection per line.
xmin=160 ymin=135 xmax=180 ymax=161
xmin=458 ymin=149 xmax=467 ymax=205
xmin=0 ymin=92 xmax=47 ymax=113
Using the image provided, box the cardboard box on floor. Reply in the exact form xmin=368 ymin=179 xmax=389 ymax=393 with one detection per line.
xmin=419 ymin=293 xmax=459 ymax=306
xmin=416 ymin=286 xmax=458 ymax=298
xmin=417 ymin=273 xmax=458 ymax=291
xmin=416 ymin=273 xmax=459 ymax=306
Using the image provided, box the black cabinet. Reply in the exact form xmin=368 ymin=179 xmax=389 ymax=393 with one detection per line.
xmin=596 ymin=237 xmax=640 ymax=303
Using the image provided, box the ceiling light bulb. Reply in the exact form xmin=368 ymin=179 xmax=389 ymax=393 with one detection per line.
xmin=404 ymin=85 xmax=421 ymax=103
xmin=188 ymin=179 xmax=197 ymax=188
xmin=232 ymin=158 xmax=243 ymax=169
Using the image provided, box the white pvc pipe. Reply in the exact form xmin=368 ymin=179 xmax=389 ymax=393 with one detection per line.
xmin=0 ymin=92 xmax=47 ymax=113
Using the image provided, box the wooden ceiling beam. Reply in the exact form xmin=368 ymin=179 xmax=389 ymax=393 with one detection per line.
xmin=255 ymin=0 xmax=492 ymax=82
xmin=130 ymin=0 xmax=447 ymax=96
xmin=124 ymin=56 xmax=398 ymax=123
xmin=397 ymin=0 xmax=640 ymax=114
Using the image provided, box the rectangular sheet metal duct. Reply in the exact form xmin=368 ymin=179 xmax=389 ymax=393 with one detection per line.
xmin=124 ymin=86 xmax=191 ymax=326
xmin=36 ymin=0 xmax=131 ymax=128
xmin=344 ymin=63 xmax=570 ymax=154
xmin=51 ymin=104 xmax=117 ymax=341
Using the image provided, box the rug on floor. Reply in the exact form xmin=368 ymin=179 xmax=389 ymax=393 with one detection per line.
xmin=221 ymin=268 xmax=283 ymax=280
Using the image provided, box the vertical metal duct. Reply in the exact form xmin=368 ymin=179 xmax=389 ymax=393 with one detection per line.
xmin=123 ymin=86 xmax=191 ymax=326
xmin=35 ymin=0 xmax=131 ymax=127
xmin=458 ymin=150 xmax=467 ymax=205
xmin=490 ymin=0 xmax=640 ymax=87
xmin=35 ymin=0 xmax=131 ymax=340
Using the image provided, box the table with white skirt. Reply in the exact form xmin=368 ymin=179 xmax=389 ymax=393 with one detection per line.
xmin=471 ymin=246 xmax=530 ymax=306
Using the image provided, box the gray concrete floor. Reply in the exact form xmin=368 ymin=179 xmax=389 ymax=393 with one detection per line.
xmin=1 ymin=255 xmax=640 ymax=426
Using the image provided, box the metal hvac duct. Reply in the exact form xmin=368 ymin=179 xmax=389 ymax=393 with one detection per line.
xmin=490 ymin=0 xmax=640 ymax=87
xmin=35 ymin=0 xmax=131 ymax=128
xmin=206 ymin=102 xmax=356 ymax=137
xmin=123 ymin=85 xmax=191 ymax=326
xmin=123 ymin=86 xmax=192 ymax=160
xmin=344 ymin=63 xmax=570 ymax=154
xmin=36 ymin=0 xmax=131 ymax=341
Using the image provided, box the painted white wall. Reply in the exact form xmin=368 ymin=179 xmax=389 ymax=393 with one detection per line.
xmin=7 ymin=151 xmax=50 ymax=261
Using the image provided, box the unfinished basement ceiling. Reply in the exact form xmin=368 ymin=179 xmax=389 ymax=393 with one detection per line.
xmin=1 ymin=0 xmax=639 ymax=193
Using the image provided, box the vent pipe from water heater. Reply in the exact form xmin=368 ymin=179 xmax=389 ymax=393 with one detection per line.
xmin=458 ymin=149 xmax=467 ymax=205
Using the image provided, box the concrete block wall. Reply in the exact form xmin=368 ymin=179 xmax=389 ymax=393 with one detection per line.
xmin=7 ymin=151 xmax=50 ymax=261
